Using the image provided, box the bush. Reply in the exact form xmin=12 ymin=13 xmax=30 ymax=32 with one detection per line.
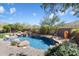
xmin=45 ymin=42 xmax=79 ymax=56
xmin=11 ymin=41 xmax=19 ymax=46
xmin=40 ymin=25 xmax=50 ymax=34
xmin=71 ymin=28 xmax=79 ymax=36
xmin=70 ymin=28 xmax=79 ymax=43
xmin=71 ymin=28 xmax=79 ymax=33
xmin=0 ymin=34 xmax=5 ymax=38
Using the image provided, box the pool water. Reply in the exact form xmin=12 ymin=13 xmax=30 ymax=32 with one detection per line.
xmin=18 ymin=36 xmax=57 ymax=49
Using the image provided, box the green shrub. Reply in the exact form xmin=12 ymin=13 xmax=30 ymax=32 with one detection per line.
xmin=71 ymin=28 xmax=79 ymax=34
xmin=0 ymin=34 xmax=5 ymax=38
xmin=39 ymin=24 xmax=60 ymax=35
xmin=40 ymin=25 xmax=50 ymax=34
xmin=45 ymin=42 xmax=79 ymax=56
xmin=70 ymin=28 xmax=79 ymax=43
xmin=11 ymin=41 xmax=19 ymax=46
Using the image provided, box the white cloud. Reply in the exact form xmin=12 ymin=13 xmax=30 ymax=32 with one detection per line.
xmin=10 ymin=7 xmax=16 ymax=14
xmin=32 ymin=13 xmax=36 ymax=16
xmin=0 ymin=6 xmax=5 ymax=14
xmin=49 ymin=13 xmax=54 ymax=19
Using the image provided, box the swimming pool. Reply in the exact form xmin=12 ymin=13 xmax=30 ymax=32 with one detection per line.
xmin=18 ymin=36 xmax=57 ymax=49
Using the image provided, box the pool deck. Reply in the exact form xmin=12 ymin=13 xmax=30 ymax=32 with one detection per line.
xmin=0 ymin=35 xmax=69 ymax=56
xmin=0 ymin=40 xmax=45 ymax=56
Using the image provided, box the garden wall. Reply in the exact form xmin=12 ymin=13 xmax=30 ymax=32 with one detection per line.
xmin=56 ymin=28 xmax=72 ymax=38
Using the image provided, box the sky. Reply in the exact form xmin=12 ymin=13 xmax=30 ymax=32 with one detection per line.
xmin=0 ymin=3 xmax=79 ymax=25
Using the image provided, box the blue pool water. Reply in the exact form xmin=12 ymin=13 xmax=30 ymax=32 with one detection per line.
xmin=18 ymin=36 xmax=57 ymax=49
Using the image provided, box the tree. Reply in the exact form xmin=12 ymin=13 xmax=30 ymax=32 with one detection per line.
xmin=31 ymin=25 xmax=40 ymax=33
xmin=41 ymin=3 xmax=79 ymax=16
xmin=3 ymin=23 xmax=24 ymax=32
xmin=3 ymin=24 xmax=14 ymax=32
xmin=41 ymin=16 xmax=60 ymax=26
xmin=40 ymin=25 xmax=50 ymax=34
xmin=40 ymin=15 xmax=61 ymax=34
xmin=45 ymin=42 xmax=79 ymax=56
xmin=14 ymin=23 xmax=23 ymax=31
